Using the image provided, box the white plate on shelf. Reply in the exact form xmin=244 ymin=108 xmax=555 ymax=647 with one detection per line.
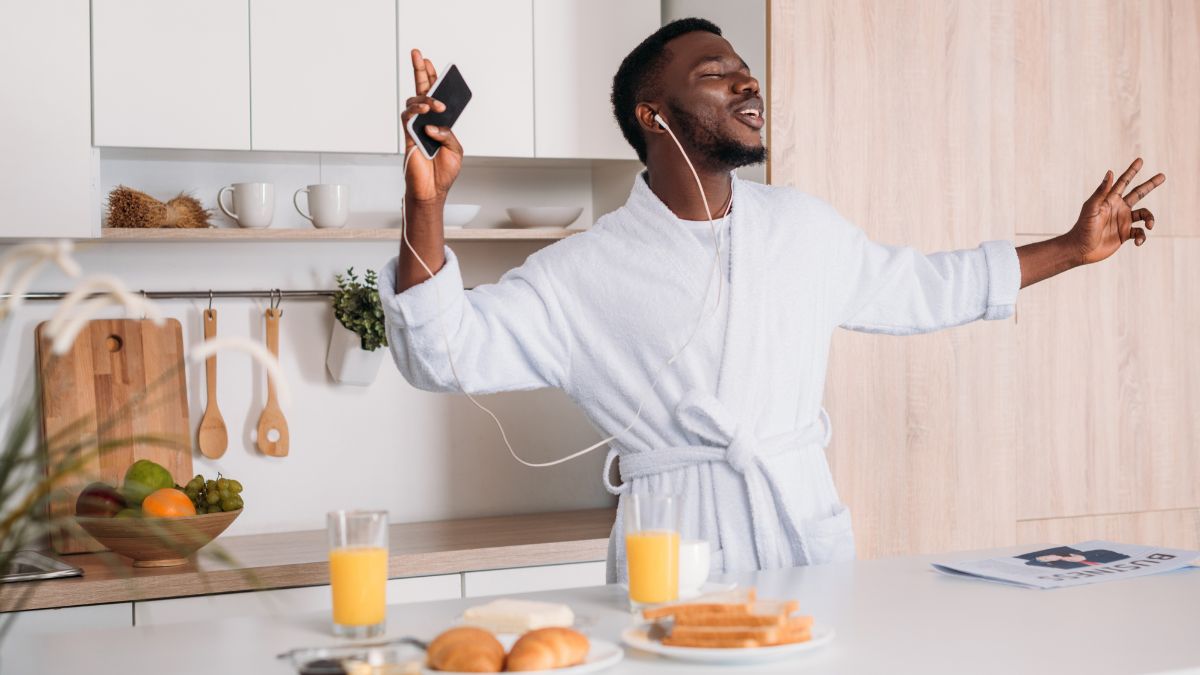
xmin=422 ymin=636 xmax=623 ymax=675
xmin=621 ymin=623 xmax=834 ymax=665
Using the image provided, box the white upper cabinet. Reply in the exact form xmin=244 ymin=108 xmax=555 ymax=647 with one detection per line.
xmin=0 ymin=0 xmax=95 ymax=238
xmin=532 ymin=0 xmax=659 ymax=160
xmin=251 ymin=0 xmax=398 ymax=153
xmin=397 ymin=0 xmax=534 ymax=158
xmin=92 ymin=0 xmax=251 ymax=150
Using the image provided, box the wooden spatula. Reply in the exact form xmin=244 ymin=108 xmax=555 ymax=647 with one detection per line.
xmin=256 ymin=307 xmax=290 ymax=456
xmin=197 ymin=309 xmax=228 ymax=458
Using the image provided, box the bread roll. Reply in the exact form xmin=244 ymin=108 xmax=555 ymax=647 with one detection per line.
xmin=426 ymin=627 xmax=505 ymax=672
xmin=504 ymin=627 xmax=589 ymax=671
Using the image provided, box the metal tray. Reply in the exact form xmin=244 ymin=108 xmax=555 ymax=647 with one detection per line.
xmin=0 ymin=550 xmax=83 ymax=583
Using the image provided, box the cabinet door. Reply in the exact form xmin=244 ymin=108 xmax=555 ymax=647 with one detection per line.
xmin=92 ymin=0 xmax=250 ymax=150
xmin=532 ymin=0 xmax=659 ymax=159
xmin=134 ymin=574 xmax=461 ymax=626
xmin=251 ymin=0 xmax=398 ymax=153
xmin=0 ymin=0 xmax=95 ymax=238
xmin=2 ymin=603 xmax=132 ymax=673
xmin=397 ymin=0 xmax=534 ymax=158
xmin=463 ymin=562 xmax=606 ymax=598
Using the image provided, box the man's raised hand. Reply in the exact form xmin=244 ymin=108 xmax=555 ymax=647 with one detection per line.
xmin=402 ymin=48 xmax=463 ymax=203
xmin=1069 ymin=157 xmax=1166 ymax=265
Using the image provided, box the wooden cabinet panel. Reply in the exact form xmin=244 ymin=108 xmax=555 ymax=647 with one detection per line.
xmin=771 ymin=0 xmax=1018 ymax=559
xmin=92 ymin=0 xmax=250 ymax=150
xmin=463 ymin=561 xmax=606 ymax=598
xmin=134 ymin=574 xmax=461 ymax=626
xmin=1016 ymin=236 xmax=1200 ymax=520
xmin=1018 ymin=509 xmax=1200 ymax=551
xmin=398 ymin=0 xmax=534 ymax=158
xmin=0 ymin=0 xmax=94 ymax=238
xmin=532 ymin=0 xmax=659 ymax=159
xmin=251 ymin=0 xmax=398 ymax=153
xmin=1012 ymin=0 xmax=1199 ymax=237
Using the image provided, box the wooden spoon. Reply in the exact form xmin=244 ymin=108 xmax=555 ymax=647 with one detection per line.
xmin=197 ymin=308 xmax=228 ymax=458
xmin=256 ymin=307 xmax=290 ymax=456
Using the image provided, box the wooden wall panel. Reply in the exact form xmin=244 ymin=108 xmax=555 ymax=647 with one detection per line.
xmin=1013 ymin=0 xmax=1200 ymax=238
xmin=1015 ymin=236 xmax=1200 ymax=519
xmin=1018 ymin=509 xmax=1200 ymax=551
xmin=770 ymin=0 xmax=1196 ymax=558
xmin=770 ymin=0 xmax=1018 ymax=558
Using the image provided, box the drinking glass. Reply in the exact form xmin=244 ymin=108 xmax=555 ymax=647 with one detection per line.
xmin=623 ymin=494 xmax=680 ymax=610
xmin=327 ymin=510 xmax=388 ymax=638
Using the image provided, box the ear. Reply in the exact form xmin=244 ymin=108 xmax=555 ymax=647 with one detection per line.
xmin=635 ymin=102 xmax=666 ymax=134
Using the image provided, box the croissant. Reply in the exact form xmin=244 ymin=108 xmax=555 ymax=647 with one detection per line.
xmin=504 ymin=627 xmax=589 ymax=671
xmin=426 ymin=627 xmax=505 ymax=672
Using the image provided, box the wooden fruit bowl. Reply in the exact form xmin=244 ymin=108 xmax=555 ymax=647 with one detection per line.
xmin=75 ymin=509 xmax=242 ymax=567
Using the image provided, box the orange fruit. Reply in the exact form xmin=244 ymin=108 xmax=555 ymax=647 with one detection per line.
xmin=142 ymin=488 xmax=197 ymax=518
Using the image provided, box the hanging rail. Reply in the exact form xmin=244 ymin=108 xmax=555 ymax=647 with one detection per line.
xmin=1 ymin=289 xmax=335 ymax=301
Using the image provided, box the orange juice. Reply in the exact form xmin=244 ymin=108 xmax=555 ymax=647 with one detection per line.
xmin=329 ymin=546 xmax=387 ymax=626
xmin=625 ymin=530 xmax=680 ymax=604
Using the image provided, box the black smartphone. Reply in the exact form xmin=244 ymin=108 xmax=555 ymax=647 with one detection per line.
xmin=406 ymin=63 xmax=472 ymax=159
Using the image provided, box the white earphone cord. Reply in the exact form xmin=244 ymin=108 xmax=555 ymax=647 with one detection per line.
xmin=400 ymin=117 xmax=727 ymax=468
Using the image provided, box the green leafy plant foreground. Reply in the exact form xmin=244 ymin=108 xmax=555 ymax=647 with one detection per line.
xmin=333 ymin=267 xmax=388 ymax=352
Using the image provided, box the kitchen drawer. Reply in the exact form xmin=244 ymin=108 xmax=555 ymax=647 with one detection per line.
xmin=463 ymin=561 xmax=606 ymax=598
xmin=1 ymin=603 xmax=132 ymax=673
xmin=134 ymin=574 xmax=461 ymax=626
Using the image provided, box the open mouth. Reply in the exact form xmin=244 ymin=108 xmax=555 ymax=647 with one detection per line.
xmin=734 ymin=106 xmax=765 ymax=130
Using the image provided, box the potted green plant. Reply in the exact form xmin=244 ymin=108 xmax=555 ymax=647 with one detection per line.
xmin=327 ymin=267 xmax=387 ymax=386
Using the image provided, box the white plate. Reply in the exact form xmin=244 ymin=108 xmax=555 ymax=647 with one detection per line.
xmin=616 ymin=581 xmax=738 ymax=601
xmin=423 ymin=636 xmax=623 ymax=675
xmin=620 ymin=623 xmax=835 ymax=665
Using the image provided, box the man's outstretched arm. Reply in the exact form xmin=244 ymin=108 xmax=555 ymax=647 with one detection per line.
xmin=1017 ymin=158 xmax=1165 ymax=288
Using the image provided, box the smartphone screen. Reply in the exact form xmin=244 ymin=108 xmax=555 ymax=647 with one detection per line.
xmin=406 ymin=63 xmax=472 ymax=159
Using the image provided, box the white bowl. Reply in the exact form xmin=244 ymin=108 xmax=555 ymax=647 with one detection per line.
xmin=443 ymin=204 xmax=481 ymax=229
xmin=505 ymin=206 xmax=583 ymax=229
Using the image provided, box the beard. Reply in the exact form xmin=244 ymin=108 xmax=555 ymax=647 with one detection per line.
xmin=665 ymin=99 xmax=768 ymax=171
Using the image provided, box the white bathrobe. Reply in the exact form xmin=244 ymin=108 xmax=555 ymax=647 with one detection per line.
xmin=379 ymin=171 xmax=1020 ymax=582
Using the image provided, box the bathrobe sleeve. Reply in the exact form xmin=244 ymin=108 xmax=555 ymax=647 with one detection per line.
xmin=378 ymin=247 xmax=571 ymax=394
xmin=827 ymin=208 xmax=1022 ymax=335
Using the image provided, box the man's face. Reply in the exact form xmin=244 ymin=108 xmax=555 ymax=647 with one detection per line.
xmin=657 ymin=32 xmax=766 ymax=170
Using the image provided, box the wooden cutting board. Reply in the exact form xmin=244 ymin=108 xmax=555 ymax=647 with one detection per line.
xmin=35 ymin=319 xmax=193 ymax=554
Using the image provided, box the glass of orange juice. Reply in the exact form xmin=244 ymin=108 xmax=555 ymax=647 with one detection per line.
xmin=624 ymin=494 xmax=680 ymax=610
xmin=327 ymin=510 xmax=388 ymax=638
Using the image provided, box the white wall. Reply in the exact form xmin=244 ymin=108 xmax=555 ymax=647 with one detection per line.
xmin=0 ymin=152 xmax=631 ymax=538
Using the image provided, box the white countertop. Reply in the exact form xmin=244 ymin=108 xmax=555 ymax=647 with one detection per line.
xmin=25 ymin=545 xmax=1200 ymax=674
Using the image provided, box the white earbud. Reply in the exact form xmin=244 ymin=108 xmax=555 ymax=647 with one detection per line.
xmin=653 ymin=112 xmax=669 ymax=130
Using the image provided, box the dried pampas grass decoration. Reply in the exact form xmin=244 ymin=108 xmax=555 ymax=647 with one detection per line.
xmin=106 ymin=186 xmax=212 ymax=228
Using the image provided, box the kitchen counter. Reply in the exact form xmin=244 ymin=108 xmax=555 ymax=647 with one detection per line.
xmin=0 ymin=508 xmax=614 ymax=612
xmin=24 ymin=545 xmax=1200 ymax=674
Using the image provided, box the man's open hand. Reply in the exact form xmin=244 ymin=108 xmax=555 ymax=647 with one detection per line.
xmin=1069 ymin=157 xmax=1165 ymax=265
xmin=402 ymin=48 xmax=463 ymax=204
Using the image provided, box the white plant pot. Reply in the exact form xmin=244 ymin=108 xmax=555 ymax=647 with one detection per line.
xmin=326 ymin=320 xmax=384 ymax=386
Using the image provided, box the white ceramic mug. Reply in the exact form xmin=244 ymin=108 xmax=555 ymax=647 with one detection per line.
xmin=217 ymin=182 xmax=275 ymax=228
xmin=678 ymin=539 xmax=711 ymax=596
xmin=294 ymin=184 xmax=350 ymax=229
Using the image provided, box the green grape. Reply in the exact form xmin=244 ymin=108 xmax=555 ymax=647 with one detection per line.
xmin=216 ymin=478 xmax=229 ymax=492
xmin=205 ymin=480 xmax=218 ymax=493
xmin=187 ymin=476 xmax=204 ymax=491
xmin=206 ymin=491 xmax=220 ymax=505
xmin=221 ymin=495 xmax=243 ymax=511
xmin=227 ymin=479 xmax=243 ymax=494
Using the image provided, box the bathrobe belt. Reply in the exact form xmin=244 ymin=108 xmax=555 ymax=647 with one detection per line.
xmin=603 ymin=389 xmax=833 ymax=568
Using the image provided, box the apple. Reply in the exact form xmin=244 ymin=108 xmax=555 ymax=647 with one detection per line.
xmin=75 ymin=482 xmax=127 ymax=518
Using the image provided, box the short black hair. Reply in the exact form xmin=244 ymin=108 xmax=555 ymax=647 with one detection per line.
xmin=611 ymin=18 xmax=723 ymax=163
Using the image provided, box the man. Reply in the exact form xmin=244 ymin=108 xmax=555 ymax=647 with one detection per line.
xmin=380 ymin=19 xmax=1165 ymax=581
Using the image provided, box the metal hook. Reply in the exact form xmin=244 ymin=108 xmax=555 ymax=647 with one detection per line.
xmin=208 ymin=290 xmax=214 ymax=311
xmin=270 ymin=289 xmax=283 ymax=315
xmin=141 ymin=289 xmax=148 ymax=319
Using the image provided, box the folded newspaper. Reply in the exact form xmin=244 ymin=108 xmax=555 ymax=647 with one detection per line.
xmin=932 ymin=541 xmax=1200 ymax=589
